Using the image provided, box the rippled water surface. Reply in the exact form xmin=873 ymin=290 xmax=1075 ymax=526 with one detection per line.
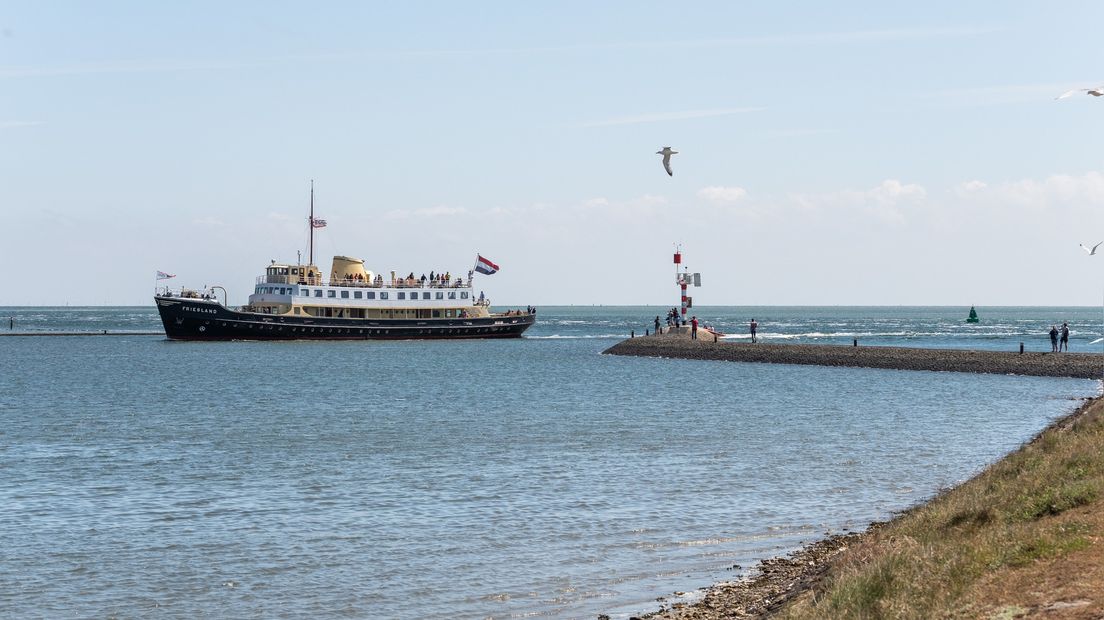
xmin=0 ymin=306 xmax=1098 ymax=618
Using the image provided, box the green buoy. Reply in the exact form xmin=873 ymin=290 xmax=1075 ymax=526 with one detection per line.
xmin=966 ymin=306 xmax=979 ymax=323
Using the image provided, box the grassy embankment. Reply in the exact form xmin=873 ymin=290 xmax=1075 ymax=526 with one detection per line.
xmin=778 ymin=396 xmax=1104 ymax=618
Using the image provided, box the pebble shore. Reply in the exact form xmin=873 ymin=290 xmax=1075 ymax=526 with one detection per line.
xmin=603 ymin=333 xmax=1104 ymax=379
xmin=640 ymin=530 xmax=870 ymax=620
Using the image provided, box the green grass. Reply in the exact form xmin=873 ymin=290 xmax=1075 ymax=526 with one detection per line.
xmin=778 ymin=400 xmax=1104 ymax=619
xmin=1017 ymin=480 xmax=1098 ymax=521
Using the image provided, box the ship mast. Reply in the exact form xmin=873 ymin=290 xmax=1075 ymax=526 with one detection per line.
xmin=308 ymin=179 xmax=315 ymax=267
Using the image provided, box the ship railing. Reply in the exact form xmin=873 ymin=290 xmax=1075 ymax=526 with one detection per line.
xmin=258 ymin=275 xmax=318 ymax=285
xmin=157 ymin=286 xmax=221 ymax=302
xmin=257 ymin=275 xmax=474 ymax=289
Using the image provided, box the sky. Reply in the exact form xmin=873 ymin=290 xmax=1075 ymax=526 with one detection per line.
xmin=4 ymin=1 xmax=1104 ymax=306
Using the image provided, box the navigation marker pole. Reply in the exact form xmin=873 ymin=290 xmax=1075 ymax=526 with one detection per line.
xmin=674 ymin=245 xmax=686 ymax=320
xmin=309 ymin=180 xmax=315 ymax=267
xmin=672 ymin=245 xmax=703 ymax=330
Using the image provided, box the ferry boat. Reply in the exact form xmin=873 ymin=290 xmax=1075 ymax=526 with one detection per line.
xmin=153 ymin=187 xmax=535 ymax=341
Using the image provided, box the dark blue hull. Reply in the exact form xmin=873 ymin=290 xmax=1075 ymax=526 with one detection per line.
xmin=154 ymin=296 xmax=535 ymax=340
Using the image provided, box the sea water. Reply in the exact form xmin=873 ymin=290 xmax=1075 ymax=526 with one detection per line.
xmin=0 ymin=306 xmax=1099 ymax=618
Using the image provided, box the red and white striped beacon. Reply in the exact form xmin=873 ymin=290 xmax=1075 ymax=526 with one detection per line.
xmin=673 ymin=245 xmax=701 ymax=319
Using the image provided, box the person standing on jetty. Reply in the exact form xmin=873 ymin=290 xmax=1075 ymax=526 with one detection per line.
xmin=750 ymin=318 xmax=759 ymax=343
xmin=654 ymin=315 xmax=660 ymax=334
xmin=1050 ymin=325 xmax=1059 ymax=352
xmin=691 ymin=316 xmax=698 ymax=340
xmin=1061 ymin=322 xmax=1070 ymax=352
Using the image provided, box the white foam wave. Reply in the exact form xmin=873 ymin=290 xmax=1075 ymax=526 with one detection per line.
xmin=721 ymin=330 xmax=1026 ymax=340
xmin=526 ymin=334 xmax=624 ymax=340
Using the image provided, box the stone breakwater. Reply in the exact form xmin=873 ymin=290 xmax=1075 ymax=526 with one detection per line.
xmin=603 ymin=335 xmax=1104 ymax=379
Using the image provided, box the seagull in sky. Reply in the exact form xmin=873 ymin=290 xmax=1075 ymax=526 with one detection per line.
xmin=1057 ymin=86 xmax=1104 ymax=100
xmin=656 ymin=146 xmax=678 ymax=176
xmin=1081 ymin=241 xmax=1103 ymax=255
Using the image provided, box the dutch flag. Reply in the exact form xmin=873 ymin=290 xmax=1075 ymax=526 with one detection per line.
xmin=474 ymin=254 xmax=499 ymax=275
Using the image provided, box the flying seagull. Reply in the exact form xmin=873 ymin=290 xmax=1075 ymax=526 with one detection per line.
xmin=1080 ymin=241 xmax=1104 ymax=255
xmin=656 ymin=146 xmax=678 ymax=176
xmin=1057 ymin=86 xmax=1104 ymax=100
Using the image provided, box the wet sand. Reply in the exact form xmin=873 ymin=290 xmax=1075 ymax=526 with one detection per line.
xmin=603 ymin=333 xmax=1104 ymax=379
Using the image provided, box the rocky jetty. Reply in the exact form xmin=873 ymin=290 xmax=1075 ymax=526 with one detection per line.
xmin=603 ymin=332 xmax=1104 ymax=379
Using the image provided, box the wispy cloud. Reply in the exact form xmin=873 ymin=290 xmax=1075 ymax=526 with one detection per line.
xmin=0 ymin=26 xmax=998 ymax=80
xmin=0 ymin=58 xmax=272 ymax=80
xmin=922 ymin=81 xmax=1084 ymax=107
xmin=192 ymin=216 xmax=226 ymax=228
xmin=390 ymin=25 xmax=998 ymax=57
xmin=383 ymin=204 xmax=469 ymax=221
xmin=790 ymin=179 xmax=926 ymax=224
xmin=697 ymin=186 xmax=749 ymax=204
xmin=0 ymin=120 xmax=44 ymax=129
xmin=576 ymin=107 xmax=764 ymax=128
xmin=768 ymin=128 xmax=840 ymax=139
xmin=958 ymin=171 xmax=1104 ymax=208
xmin=956 ymin=180 xmax=988 ymax=194
xmin=415 ymin=205 xmax=468 ymax=217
